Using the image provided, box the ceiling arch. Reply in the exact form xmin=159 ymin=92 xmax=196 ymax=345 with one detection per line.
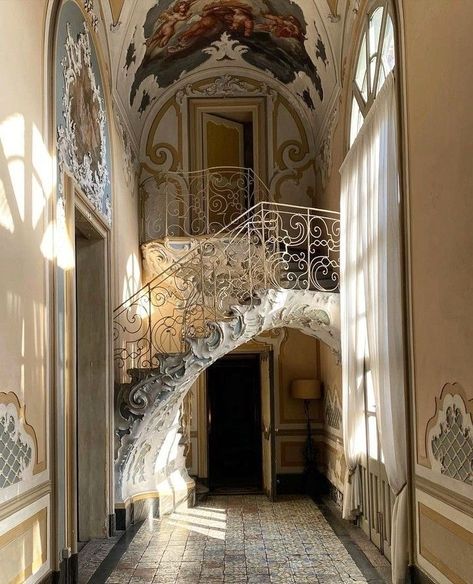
xmin=99 ymin=0 xmax=354 ymax=149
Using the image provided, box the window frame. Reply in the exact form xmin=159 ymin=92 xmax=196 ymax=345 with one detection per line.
xmin=348 ymin=0 xmax=397 ymax=148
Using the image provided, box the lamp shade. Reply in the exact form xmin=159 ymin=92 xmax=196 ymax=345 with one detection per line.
xmin=291 ymin=379 xmax=321 ymax=400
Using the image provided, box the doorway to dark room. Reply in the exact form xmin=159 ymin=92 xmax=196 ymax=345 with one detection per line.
xmin=207 ymin=354 xmax=262 ymax=493
xmin=75 ymin=207 xmax=109 ymax=548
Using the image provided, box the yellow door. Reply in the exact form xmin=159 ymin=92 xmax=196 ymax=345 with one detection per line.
xmin=203 ymin=113 xmax=244 ymax=168
xmin=202 ymin=113 xmax=247 ymax=231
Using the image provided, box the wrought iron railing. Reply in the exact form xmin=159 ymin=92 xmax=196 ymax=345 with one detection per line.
xmin=140 ymin=166 xmax=272 ymax=241
xmin=114 ymin=201 xmax=340 ymax=382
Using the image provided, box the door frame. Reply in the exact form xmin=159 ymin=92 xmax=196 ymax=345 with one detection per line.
xmin=195 ymin=343 xmax=276 ymax=498
xmin=75 ymin=202 xmax=111 ymax=542
xmin=206 ymin=353 xmax=262 ymax=492
xmin=59 ymin=173 xmax=113 ymax=555
xmin=189 ymin=97 xmax=267 ymax=182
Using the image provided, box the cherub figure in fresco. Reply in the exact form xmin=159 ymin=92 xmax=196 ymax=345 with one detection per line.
xmin=260 ymin=13 xmax=305 ymax=42
xmin=227 ymin=6 xmax=254 ymax=37
xmin=145 ymin=0 xmax=192 ymax=52
xmin=173 ymin=1 xmax=254 ymax=50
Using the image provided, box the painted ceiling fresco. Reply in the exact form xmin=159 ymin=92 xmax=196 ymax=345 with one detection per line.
xmin=99 ymin=0 xmax=351 ymax=148
xmin=129 ymin=0 xmax=324 ymax=105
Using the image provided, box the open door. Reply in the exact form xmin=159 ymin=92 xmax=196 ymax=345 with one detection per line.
xmin=203 ymin=113 xmax=244 ymax=168
xmin=260 ymin=351 xmax=276 ymax=500
xmin=207 ymin=355 xmax=262 ymax=493
xmin=202 ymin=113 xmax=248 ymax=230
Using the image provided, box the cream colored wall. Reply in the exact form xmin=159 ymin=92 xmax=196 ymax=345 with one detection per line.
xmin=0 ymin=2 xmax=52 ymax=582
xmin=0 ymin=0 xmax=49 ymax=473
xmin=275 ymin=329 xmax=322 ymax=476
xmin=401 ymin=1 xmax=473 ymax=581
xmin=110 ymin=118 xmax=140 ymax=309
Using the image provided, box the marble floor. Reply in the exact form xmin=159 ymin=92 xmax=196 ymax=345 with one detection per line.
xmin=82 ymin=496 xmax=389 ymax=584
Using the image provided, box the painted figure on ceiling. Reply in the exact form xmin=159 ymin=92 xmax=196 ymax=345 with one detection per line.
xmin=260 ymin=13 xmax=304 ymax=42
xmin=146 ymin=0 xmax=192 ymax=54
xmin=131 ymin=0 xmax=324 ymax=107
xmin=174 ymin=2 xmax=254 ymax=49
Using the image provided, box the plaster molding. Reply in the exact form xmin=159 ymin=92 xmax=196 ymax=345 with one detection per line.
xmin=57 ymin=21 xmax=111 ymax=223
xmin=176 ymin=74 xmax=268 ymax=103
xmin=83 ymin=0 xmax=99 ymax=32
xmin=114 ymin=288 xmax=340 ymax=503
xmin=112 ymin=99 xmax=139 ymax=188
xmin=316 ymin=102 xmax=339 ymax=190
xmin=140 ymin=69 xmax=316 ymax=206
xmin=0 ymin=393 xmax=37 ymax=490
xmin=426 ymin=383 xmax=473 ymax=486
xmin=202 ymin=32 xmax=249 ymax=61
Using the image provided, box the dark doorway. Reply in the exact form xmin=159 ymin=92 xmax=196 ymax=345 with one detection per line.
xmin=207 ymin=354 xmax=262 ymax=493
xmin=75 ymin=209 xmax=108 ymax=545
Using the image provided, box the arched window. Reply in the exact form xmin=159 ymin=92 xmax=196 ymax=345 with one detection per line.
xmin=349 ymin=1 xmax=396 ymax=146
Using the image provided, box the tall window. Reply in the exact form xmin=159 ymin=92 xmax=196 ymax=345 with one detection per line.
xmin=350 ymin=1 xmax=396 ymax=146
xmin=341 ymin=1 xmax=404 ymax=570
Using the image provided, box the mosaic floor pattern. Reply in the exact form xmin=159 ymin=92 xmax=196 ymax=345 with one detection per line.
xmin=96 ymin=495 xmax=379 ymax=584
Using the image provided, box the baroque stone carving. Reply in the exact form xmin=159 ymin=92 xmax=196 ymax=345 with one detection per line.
xmin=114 ymin=288 xmax=340 ymax=503
xmin=427 ymin=384 xmax=473 ymax=485
xmin=57 ymin=22 xmax=111 ymax=223
xmin=0 ymin=397 xmax=36 ymax=489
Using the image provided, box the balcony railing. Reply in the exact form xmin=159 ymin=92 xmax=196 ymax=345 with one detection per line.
xmin=140 ymin=166 xmax=272 ymax=241
xmin=114 ymin=201 xmax=340 ymax=382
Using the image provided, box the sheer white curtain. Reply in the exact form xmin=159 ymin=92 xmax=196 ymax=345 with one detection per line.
xmin=340 ymin=73 xmax=408 ymax=583
xmin=340 ymin=135 xmax=367 ymax=521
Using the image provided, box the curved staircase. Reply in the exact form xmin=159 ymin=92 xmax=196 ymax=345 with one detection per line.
xmin=113 ymin=169 xmax=341 ymax=521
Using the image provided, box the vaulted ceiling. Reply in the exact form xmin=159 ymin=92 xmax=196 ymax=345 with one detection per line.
xmin=98 ymin=0 xmax=356 ymax=154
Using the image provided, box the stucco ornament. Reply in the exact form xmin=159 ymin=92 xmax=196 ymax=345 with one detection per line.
xmin=203 ymin=31 xmax=249 ymax=60
xmin=317 ymin=103 xmax=339 ymax=190
xmin=0 ymin=402 xmax=35 ymax=489
xmin=428 ymin=388 xmax=473 ymax=485
xmin=113 ymin=101 xmax=139 ymax=189
xmin=57 ymin=22 xmax=111 ymax=223
xmin=114 ymin=287 xmax=340 ymax=503
xmin=83 ymin=0 xmax=99 ymax=31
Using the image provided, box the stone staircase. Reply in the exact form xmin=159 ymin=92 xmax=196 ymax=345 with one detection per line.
xmin=113 ymin=199 xmax=341 ymax=522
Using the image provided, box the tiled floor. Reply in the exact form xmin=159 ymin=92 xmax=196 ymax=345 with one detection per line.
xmin=78 ymin=533 xmax=123 ymax=584
xmin=82 ymin=495 xmax=389 ymax=584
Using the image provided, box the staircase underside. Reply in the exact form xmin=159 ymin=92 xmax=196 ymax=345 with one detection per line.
xmin=114 ymin=287 xmax=340 ymax=510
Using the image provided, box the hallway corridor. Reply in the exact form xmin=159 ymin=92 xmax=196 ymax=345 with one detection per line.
xmin=82 ymin=496 xmax=389 ymax=584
